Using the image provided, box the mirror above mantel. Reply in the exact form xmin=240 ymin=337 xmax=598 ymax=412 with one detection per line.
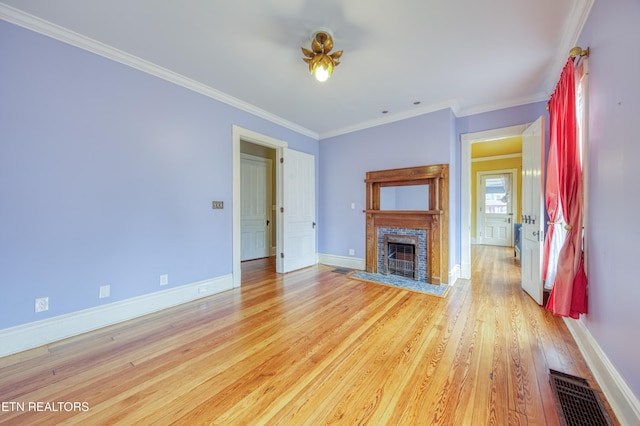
xmin=379 ymin=184 xmax=430 ymax=210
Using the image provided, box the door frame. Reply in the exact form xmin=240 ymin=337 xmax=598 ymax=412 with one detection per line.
xmin=475 ymin=169 xmax=518 ymax=246
xmin=461 ymin=124 xmax=530 ymax=279
xmin=233 ymin=125 xmax=287 ymax=287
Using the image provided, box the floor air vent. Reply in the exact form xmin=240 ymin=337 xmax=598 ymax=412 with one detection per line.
xmin=331 ymin=268 xmax=354 ymax=275
xmin=549 ymin=369 xmax=613 ymax=426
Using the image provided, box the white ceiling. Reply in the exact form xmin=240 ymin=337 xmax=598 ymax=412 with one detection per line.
xmin=0 ymin=0 xmax=592 ymax=139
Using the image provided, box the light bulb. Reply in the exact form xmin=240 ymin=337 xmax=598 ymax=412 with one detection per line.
xmin=314 ymin=65 xmax=329 ymax=82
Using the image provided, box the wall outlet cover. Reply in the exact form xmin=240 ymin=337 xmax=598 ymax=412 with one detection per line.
xmin=35 ymin=297 xmax=49 ymax=312
xmin=160 ymin=274 xmax=169 ymax=286
xmin=99 ymin=285 xmax=110 ymax=299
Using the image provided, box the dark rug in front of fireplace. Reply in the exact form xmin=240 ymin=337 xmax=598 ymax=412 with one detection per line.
xmin=349 ymin=271 xmax=449 ymax=297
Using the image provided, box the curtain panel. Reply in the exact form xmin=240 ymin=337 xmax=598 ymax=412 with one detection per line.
xmin=545 ymin=58 xmax=588 ymax=319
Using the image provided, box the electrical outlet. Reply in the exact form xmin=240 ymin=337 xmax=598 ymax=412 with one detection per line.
xmin=160 ymin=274 xmax=169 ymax=286
xmin=349 ymin=248 xmax=355 ymax=256
xmin=212 ymin=201 xmax=224 ymax=209
xmin=99 ymin=285 xmax=110 ymax=299
xmin=35 ymin=297 xmax=49 ymax=312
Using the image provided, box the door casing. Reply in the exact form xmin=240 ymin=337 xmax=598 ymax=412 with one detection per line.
xmin=461 ymin=124 xmax=530 ymax=279
xmin=233 ymin=126 xmax=286 ymax=287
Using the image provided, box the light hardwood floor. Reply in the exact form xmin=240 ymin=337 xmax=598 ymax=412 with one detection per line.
xmin=0 ymin=245 xmax=618 ymax=425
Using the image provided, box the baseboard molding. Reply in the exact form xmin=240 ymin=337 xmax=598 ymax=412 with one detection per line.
xmin=0 ymin=274 xmax=233 ymax=358
xmin=461 ymin=262 xmax=472 ymax=280
xmin=318 ymin=253 xmax=365 ymax=270
xmin=448 ymin=264 xmax=461 ymax=286
xmin=564 ymin=318 xmax=640 ymax=425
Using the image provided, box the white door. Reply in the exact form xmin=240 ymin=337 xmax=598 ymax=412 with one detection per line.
xmin=240 ymin=154 xmax=271 ymax=261
xmin=478 ymin=173 xmax=513 ymax=247
xmin=281 ymin=148 xmax=316 ymax=272
xmin=521 ymin=116 xmax=545 ymax=305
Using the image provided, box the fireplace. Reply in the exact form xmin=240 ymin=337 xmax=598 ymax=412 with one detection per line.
xmin=386 ymin=239 xmax=416 ymax=278
xmin=380 ymin=230 xmax=427 ymax=281
xmin=364 ymin=164 xmax=449 ymax=285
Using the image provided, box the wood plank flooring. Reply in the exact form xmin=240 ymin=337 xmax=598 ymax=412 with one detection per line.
xmin=0 ymin=246 xmax=618 ymax=425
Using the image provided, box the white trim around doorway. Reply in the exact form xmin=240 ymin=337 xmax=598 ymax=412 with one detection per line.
xmin=461 ymin=124 xmax=529 ymax=279
xmin=232 ymin=125 xmax=287 ymax=287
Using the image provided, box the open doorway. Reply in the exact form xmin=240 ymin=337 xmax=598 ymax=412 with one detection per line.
xmin=232 ymin=126 xmax=317 ymax=287
xmin=232 ymin=126 xmax=287 ymax=287
xmin=475 ymin=170 xmax=518 ymax=247
xmin=461 ymin=124 xmax=529 ymax=279
xmin=240 ymin=142 xmax=276 ymax=262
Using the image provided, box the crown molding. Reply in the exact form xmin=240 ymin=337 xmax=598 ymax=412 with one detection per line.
xmin=0 ymin=4 xmax=319 ymax=140
xmin=542 ymin=0 xmax=595 ymax=94
xmin=456 ymin=92 xmax=550 ymax=118
xmin=318 ymin=90 xmax=550 ymax=140
xmin=2 ymin=1 xmax=593 ymax=141
xmin=319 ymin=99 xmax=460 ymax=140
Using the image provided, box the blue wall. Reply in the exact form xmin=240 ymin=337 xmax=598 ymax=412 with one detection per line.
xmin=0 ymin=21 xmax=317 ymax=329
xmin=576 ymin=0 xmax=640 ymax=401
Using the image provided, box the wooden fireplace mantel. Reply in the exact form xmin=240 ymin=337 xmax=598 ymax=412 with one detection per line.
xmin=364 ymin=164 xmax=449 ymax=284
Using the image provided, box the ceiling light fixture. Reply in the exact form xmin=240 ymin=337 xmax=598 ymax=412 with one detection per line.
xmin=301 ymin=30 xmax=343 ymax=82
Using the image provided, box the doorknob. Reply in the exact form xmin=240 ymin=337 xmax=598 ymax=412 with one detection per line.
xmin=266 ymin=219 xmax=270 ymax=226
xmin=312 ymin=221 xmax=316 ymax=229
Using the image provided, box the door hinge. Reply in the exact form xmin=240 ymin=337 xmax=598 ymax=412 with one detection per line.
xmin=280 ymin=252 xmax=284 ymax=258
xmin=280 ymin=157 xmax=284 ymax=163
xmin=280 ymin=207 xmax=284 ymax=213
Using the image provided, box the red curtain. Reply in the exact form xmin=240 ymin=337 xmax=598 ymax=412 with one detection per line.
xmin=545 ymin=58 xmax=588 ymax=318
xmin=543 ymin=102 xmax=560 ymax=282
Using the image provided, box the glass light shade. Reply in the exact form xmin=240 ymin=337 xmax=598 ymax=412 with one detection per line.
xmin=314 ymin=65 xmax=329 ymax=82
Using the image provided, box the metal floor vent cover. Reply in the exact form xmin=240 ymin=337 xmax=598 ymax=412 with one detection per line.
xmin=331 ymin=268 xmax=354 ymax=275
xmin=549 ymin=369 xmax=613 ymax=426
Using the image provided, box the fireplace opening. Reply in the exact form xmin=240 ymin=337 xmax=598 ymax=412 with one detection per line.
xmin=383 ymin=234 xmax=420 ymax=280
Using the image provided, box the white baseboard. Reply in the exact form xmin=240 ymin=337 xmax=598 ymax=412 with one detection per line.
xmin=0 ymin=274 xmax=233 ymax=358
xmin=318 ymin=253 xmax=365 ymax=270
xmin=564 ymin=318 xmax=640 ymax=425
xmin=461 ymin=262 xmax=472 ymax=280
xmin=448 ymin=264 xmax=461 ymax=286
